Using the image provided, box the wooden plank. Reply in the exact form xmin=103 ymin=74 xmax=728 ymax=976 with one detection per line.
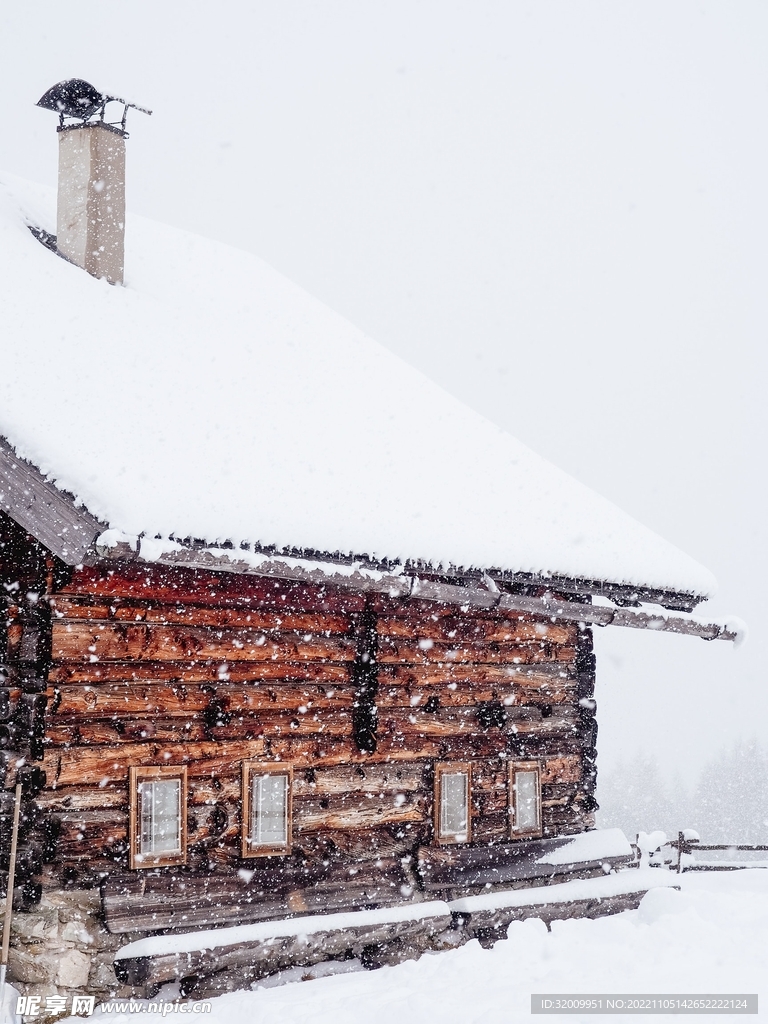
xmin=51 ymin=622 xmax=356 ymax=664
xmin=36 ymin=738 xmax=267 ymax=787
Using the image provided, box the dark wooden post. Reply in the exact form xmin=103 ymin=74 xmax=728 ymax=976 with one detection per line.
xmin=0 ymin=783 xmax=23 ymax=1005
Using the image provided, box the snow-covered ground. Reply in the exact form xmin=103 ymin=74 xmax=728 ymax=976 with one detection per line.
xmin=90 ymin=870 xmax=766 ymax=1024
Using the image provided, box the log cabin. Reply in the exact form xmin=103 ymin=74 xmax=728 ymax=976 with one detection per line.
xmin=0 ymin=83 xmax=741 ymax=1001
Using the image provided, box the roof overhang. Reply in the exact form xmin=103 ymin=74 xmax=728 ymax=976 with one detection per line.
xmin=0 ymin=436 xmax=105 ymax=564
xmin=0 ymin=438 xmax=743 ymax=644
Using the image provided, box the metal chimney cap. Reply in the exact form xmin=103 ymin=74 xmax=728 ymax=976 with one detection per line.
xmin=37 ymin=79 xmax=105 ymax=120
xmin=36 ymin=79 xmax=151 ymax=135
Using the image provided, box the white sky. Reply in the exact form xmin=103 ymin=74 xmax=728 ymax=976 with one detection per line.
xmin=1 ymin=0 xmax=765 ymax=788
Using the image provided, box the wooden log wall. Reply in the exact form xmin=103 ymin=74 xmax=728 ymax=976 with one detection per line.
xmin=2 ymin=555 xmax=598 ymax=903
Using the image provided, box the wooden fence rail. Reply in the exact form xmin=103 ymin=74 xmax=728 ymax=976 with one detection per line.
xmin=669 ymin=833 xmax=768 ymax=873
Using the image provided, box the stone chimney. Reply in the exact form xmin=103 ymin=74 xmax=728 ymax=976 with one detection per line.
xmin=57 ymin=124 xmax=126 ymax=284
xmin=36 ymin=79 xmax=150 ymax=285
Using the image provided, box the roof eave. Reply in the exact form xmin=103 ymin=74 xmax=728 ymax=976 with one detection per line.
xmin=0 ymin=437 xmax=105 ymax=565
xmin=1 ymin=437 xmax=734 ymax=642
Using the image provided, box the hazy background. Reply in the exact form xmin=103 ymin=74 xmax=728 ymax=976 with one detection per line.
xmin=1 ymin=1 xmax=766 ymax=833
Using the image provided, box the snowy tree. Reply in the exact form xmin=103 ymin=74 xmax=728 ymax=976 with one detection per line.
xmin=689 ymin=739 xmax=768 ymax=843
xmin=596 ymin=753 xmax=679 ymax=839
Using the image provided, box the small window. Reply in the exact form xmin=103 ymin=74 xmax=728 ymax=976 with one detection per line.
xmin=434 ymin=762 xmax=471 ymax=844
xmin=242 ymin=762 xmax=292 ymax=857
xmin=509 ymin=760 xmax=542 ymax=838
xmin=129 ymin=765 xmax=187 ymax=869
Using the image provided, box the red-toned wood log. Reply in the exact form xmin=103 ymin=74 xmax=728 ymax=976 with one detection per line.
xmin=51 ymin=622 xmax=356 ymax=665
xmin=377 ymin=638 xmax=575 ymax=666
xmin=51 ymin=598 xmax=353 ymax=635
xmin=56 ymin=810 xmax=128 ymax=858
xmin=377 ymin=707 xmax=579 ymax=740
xmin=48 ymin=660 xmax=351 ymax=686
xmin=266 ymin=735 xmax=441 ymax=768
xmin=291 ymin=763 xmax=426 ymax=797
xmin=46 ymin=710 xmax=355 ymax=748
xmin=379 ymin=663 xmax=574 ymax=686
xmin=376 ymin=682 xmax=575 ymax=708
xmin=35 ymin=738 xmax=267 ymax=787
xmin=47 ymin=682 xmax=356 ymax=718
xmin=294 ymin=791 xmax=427 ymax=833
xmin=60 ymin=564 xmax=366 ymax=614
xmin=376 ymin=614 xmax=576 ymax=646
xmin=542 ymin=755 xmax=582 ymax=784
xmin=36 ymin=785 xmax=128 ymax=812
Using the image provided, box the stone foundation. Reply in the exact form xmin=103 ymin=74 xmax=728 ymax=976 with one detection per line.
xmin=6 ymin=889 xmax=139 ymax=1008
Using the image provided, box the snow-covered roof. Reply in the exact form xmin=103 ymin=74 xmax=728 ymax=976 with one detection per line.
xmin=0 ymin=174 xmax=716 ymax=601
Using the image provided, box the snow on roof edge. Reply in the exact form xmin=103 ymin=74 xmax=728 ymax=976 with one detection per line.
xmin=0 ymin=173 xmax=719 ymax=603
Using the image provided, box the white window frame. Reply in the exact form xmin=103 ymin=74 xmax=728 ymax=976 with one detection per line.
xmin=129 ymin=765 xmax=187 ymax=869
xmin=434 ymin=762 xmax=472 ymax=845
xmin=509 ymin=760 xmax=542 ymax=839
xmin=242 ymin=762 xmax=293 ymax=858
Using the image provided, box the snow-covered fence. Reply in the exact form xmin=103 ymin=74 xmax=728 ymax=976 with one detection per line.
xmin=668 ymin=832 xmax=768 ymax=873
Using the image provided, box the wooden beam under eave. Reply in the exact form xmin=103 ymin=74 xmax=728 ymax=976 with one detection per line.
xmin=0 ymin=437 xmax=104 ymax=565
xmin=109 ymin=543 xmax=740 ymax=644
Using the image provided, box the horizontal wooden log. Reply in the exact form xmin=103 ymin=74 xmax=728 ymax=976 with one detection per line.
xmin=36 ymin=784 xmax=128 ymax=812
xmin=48 ymin=660 xmax=351 ymax=686
xmin=294 ymin=791 xmax=426 ymax=833
xmin=469 ymin=813 xmax=509 ymax=843
xmin=378 ymin=732 xmax=509 ymax=761
xmin=377 ymin=638 xmax=575 ymax=666
xmin=312 ymin=823 xmax=428 ymax=859
xmin=376 ymin=614 xmax=576 ymax=646
xmin=540 ymin=757 xmax=581 ymax=786
xmin=466 ymin=889 xmax=660 ymax=937
xmin=45 ymin=710 xmax=354 ymax=747
xmin=377 ymin=707 xmax=580 ymax=739
xmin=51 ymin=598 xmax=352 ymax=635
xmin=51 ymin=622 xmax=355 ymax=665
xmin=380 ymin=663 xmax=574 ymax=686
xmin=61 ymin=564 xmax=367 ymax=614
xmin=113 ymin=912 xmax=451 ymax=987
xmin=47 ymin=682 xmax=356 ymax=718
xmin=36 ymin=738 xmax=267 ymax=787
xmin=417 ymin=836 xmax=633 ymax=891
xmin=292 ymin=763 xmax=426 ymax=797
xmin=102 ymin=858 xmax=414 ymax=934
xmin=376 ymin=682 xmax=575 ymax=709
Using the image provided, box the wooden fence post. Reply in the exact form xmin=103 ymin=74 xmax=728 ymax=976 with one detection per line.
xmin=1 ymin=783 xmax=24 ymax=1017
